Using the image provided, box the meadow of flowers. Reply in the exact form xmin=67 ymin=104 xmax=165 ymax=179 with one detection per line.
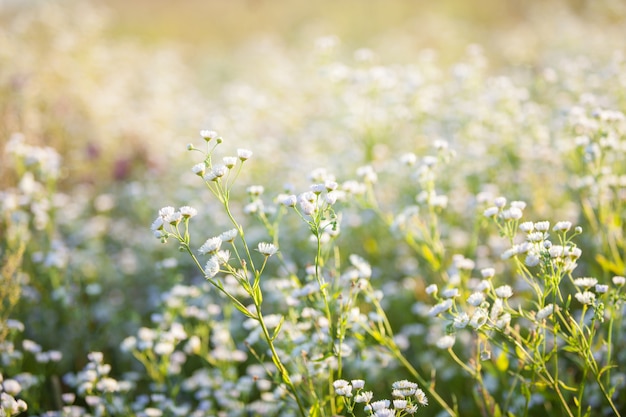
xmin=1 ymin=1 xmax=626 ymax=416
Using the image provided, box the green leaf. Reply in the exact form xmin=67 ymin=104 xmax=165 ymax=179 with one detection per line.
xmin=271 ymin=315 xmax=285 ymax=341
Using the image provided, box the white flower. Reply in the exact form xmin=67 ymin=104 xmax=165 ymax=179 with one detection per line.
xmin=480 ymin=268 xmax=495 ymax=278
xmin=496 ymin=313 xmax=511 ymax=329
xmin=501 ymin=207 xmax=522 ymax=220
xmin=223 ymin=156 xmax=238 ymax=168
xmin=494 ymin=197 xmax=507 ymax=208
xmin=215 ymin=250 xmax=231 ymax=265
xmin=453 ymin=312 xmax=470 ymax=328
xmin=199 ymin=237 xmax=222 ymax=255
xmin=525 ymin=253 xmax=541 ymax=267
xmin=553 ymin=221 xmax=572 ymax=232
xmin=219 ymin=229 xmax=238 ymax=242
xmin=467 ymin=292 xmax=485 ymax=306
xmin=510 ymin=200 xmax=527 ymax=210
xmin=573 ymin=277 xmax=597 ymax=288
xmin=575 ymin=291 xmax=595 ymax=305
xmin=237 ymin=149 xmax=253 ymax=161
xmin=151 ymin=217 xmax=164 ymax=231
xmin=257 ymin=242 xmax=278 ymax=257
xmin=442 ymin=288 xmax=459 ymax=298
xmin=436 ymin=335 xmax=455 ymax=349
xmin=519 ymin=221 xmax=534 ymax=233
xmin=414 ymin=389 xmax=428 ymax=406
xmin=613 ymin=276 xmax=626 ymax=286
xmin=393 ymin=399 xmax=407 ymax=409
xmin=247 ymin=185 xmax=264 ymax=196
xmin=351 ymin=379 xmax=365 ymax=389
xmin=470 ymin=308 xmax=489 ymax=329
xmin=595 ymin=284 xmax=608 ymax=293
xmin=191 ymin=163 xmax=206 ymax=176
xmin=204 ymin=258 xmax=220 ymax=278
xmin=483 ymin=206 xmax=499 ymax=217
xmin=536 ymin=304 xmax=555 ymax=321
xmin=158 ymin=206 xmax=176 ymax=218
xmin=425 ymin=284 xmax=438 ymax=295
xmin=200 ymin=130 xmax=218 ymax=141
xmin=495 ymin=285 xmax=513 ymax=299
xmin=534 ymin=221 xmax=550 ymax=232
xmin=428 ymin=299 xmax=453 ymax=316
xmin=279 ymin=194 xmax=298 ymax=207
xmin=401 ymin=152 xmax=417 ymax=166
xmin=355 ymin=391 xmax=374 ymax=403
xmin=179 ymin=206 xmax=197 ymax=218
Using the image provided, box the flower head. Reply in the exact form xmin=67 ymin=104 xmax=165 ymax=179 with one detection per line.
xmin=199 ymin=237 xmax=222 ymax=255
xmin=257 ymin=242 xmax=278 ymax=257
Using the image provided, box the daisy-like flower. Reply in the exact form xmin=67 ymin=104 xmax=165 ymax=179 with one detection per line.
xmin=414 ymin=389 xmax=428 ymax=406
xmin=425 ymin=284 xmax=438 ymax=295
xmin=164 ymin=211 xmax=182 ymax=225
xmin=200 ymin=130 xmax=218 ymax=141
xmin=400 ymin=152 xmax=417 ymax=166
xmin=428 ymin=299 xmax=453 ymax=316
xmin=257 ymin=242 xmax=278 ymax=257
xmin=215 ymin=250 xmax=231 ymax=265
xmin=237 ymin=149 xmax=253 ymax=161
xmin=393 ymin=399 xmax=407 ymax=410
xmin=453 ymin=312 xmax=470 ymax=328
xmin=391 ymin=380 xmax=418 ymax=397
xmin=525 ymin=253 xmax=541 ymax=267
xmin=519 ymin=221 xmax=534 ymax=233
xmin=469 ymin=308 xmax=489 ymax=329
xmin=199 ymin=237 xmax=222 ymax=255
xmin=223 ymin=156 xmax=238 ymax=168
xmin=278 ymin=194 xmax=298 ymax=207
xmin=219 ymin=229 xmax=238 ymax=242
xmin=613 ymin=276 xmax=625 ymax=286
xmin=573 ymin=277 xmax=597 ymax=288
xmin=355 ymin=391 xmax=374 ymax=403
xmin=480 ymin=268 xmax=495 ymax=279
xmin=483 ymin=206 xmax=499 ymax=217
xmin=333 ymin=380 xmax=351 ymax=397
xmin=595 ymin=284 xmax=608 ymax=294
xmin=179 ymin=206 xmax=197 ymax=218
xmin=553 ymin=221 xmax=572 ymax=232
xmin=495 ymin=285 xmax=513 ymax=299
xmin=436 ymin=335 xmax=455 ymax=349
xmin=247 ymin=185 xmax=264 ymax=196
xmin=575 ymin=291 xmax=595 ymax=305
xmin=158 ymin=206 xmax=176 ymax=218
xmin=191 ymin=163 xmax=206 ymax=176
xmin=494 ymin=197 xmax=507 ymax=208
xmin=467 ymin=292 xmax=485 ymax=306
xmin=151 ymin=217 xmax=164 ymax=231
xmin=534 ymin=221 xmax=550 ymax=232
xmin=536 ymin=304 xmax=555 ymax=321
xmin=441 ymin=288 xmax=459 ymax=298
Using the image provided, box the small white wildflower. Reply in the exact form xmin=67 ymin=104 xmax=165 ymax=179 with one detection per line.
xmin=151 ymin=217 xmax=164 ymax=231
xmin=179 ymin=206 xmax=197 ymax=218
xmin=257 ymin=242 xmax=278 ymax=257
xmin=223 ymin=156 xmax=238 ymax=168
xmin=501 ymin=246 xmax=519 ymax=260
xmin=164 ymin=211 xmax=182 ymax=225
xmin=536 ymin=304 xmax=555 ymax=321
xmin=469 ymin=308 xmax=489 ymax=329
xmin=441 ymin=288 xmax=459 ymax=298
xmin=428 ymin=299 xmax=453 ymax=316
xmin=351 ymin=379 xmax=365 ymax=389
xmin=204 ymin=258 xmax=220 ymax=278
xmin=495 ymin=285 xmax=513 ymax=299
xmin=575 ymin=291 xmax=595 ymax=305
xmin=501 ymin=207 xmax=523 ymax=220
xmin=553 ymin=221 xmax=572 ymax=232
xmin=527 ymin=232 xmax=545 ymax=242
xmin=519 ymin=221 xmax=534 ymax=233
xmin=356 ymin=165 xmax=378 ymax=183
xmin=211 ymin=164 xmax=228 ymax=179
xmin=200 ymin=130 xmax=218 ymax=141
xmin=2 ymin=379 xmax=21 ymax=395
xmin=219 ymin=229 xmax=238 ymax=242
xmin=247 ymin=185 xmax=264 ymax=196
xmin=414 ymin=388 xmax=428 ymax=406
xmin=480 ymin=268 xmax=495 ymax=279
xmin=199 ymin=237 xmax=222 ymax=255
xmin=494 ymin=197 xmax=507 ymax=208
xmin=436 ymin=335 xmax=455 ymax=349
xmin=393 ymin=399 xmax=408 ymax=409
xmin=215 ymin=250 xmax=231 ymax=265
xmin=573 ymin=277 xmax=598 ymax=288
xmin=483 ymin=206 xmax=499 ymax=217
xmin=325 ymin=180 xmax=338 ymax=191
xmin=368 ymin=399 xmax=391 ymax=411
xmin=191 ymin=163 xmax=206 ymax=176
xmin=453 ymin=312 xmax=470 ymax=328
xmin=510 ymin=201 xmax=527 ymax=210
xmin=425 ymin=284 xmax=438 ymax=295
xmin=467 ymin=292 xmax=485 ymax=306
xmin=237 ymin=149 xmax=253 ymax=161
xmin=279 ymin=194 xmax=298 ymax=207
xmin=525 ymin=253 xmax=541 ymax=267
xmin=400 ymin=153 xmax=417 ymax=166
xmin=355 ymin=391 xmax=374 ymax=403
xmin=595 ymin=284 xmax=609 ymax=294
xmin=158 ymin=206 xmax=176 ymax=218
xmin=476 ymin=280 xmax=491 ymax=292
xmin=613 ymin=276 xmax=626 ymax=286
xmin=325 ymin=191 xmax=338 ymax=205
xmin=534 ymin=221 xmax=550 ymax=232
xmin=496 ymin=313 xmax=511 ymax=329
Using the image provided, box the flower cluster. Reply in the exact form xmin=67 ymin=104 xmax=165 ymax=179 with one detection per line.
xmin=334 ymin=379 xmax=428 ymax=416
